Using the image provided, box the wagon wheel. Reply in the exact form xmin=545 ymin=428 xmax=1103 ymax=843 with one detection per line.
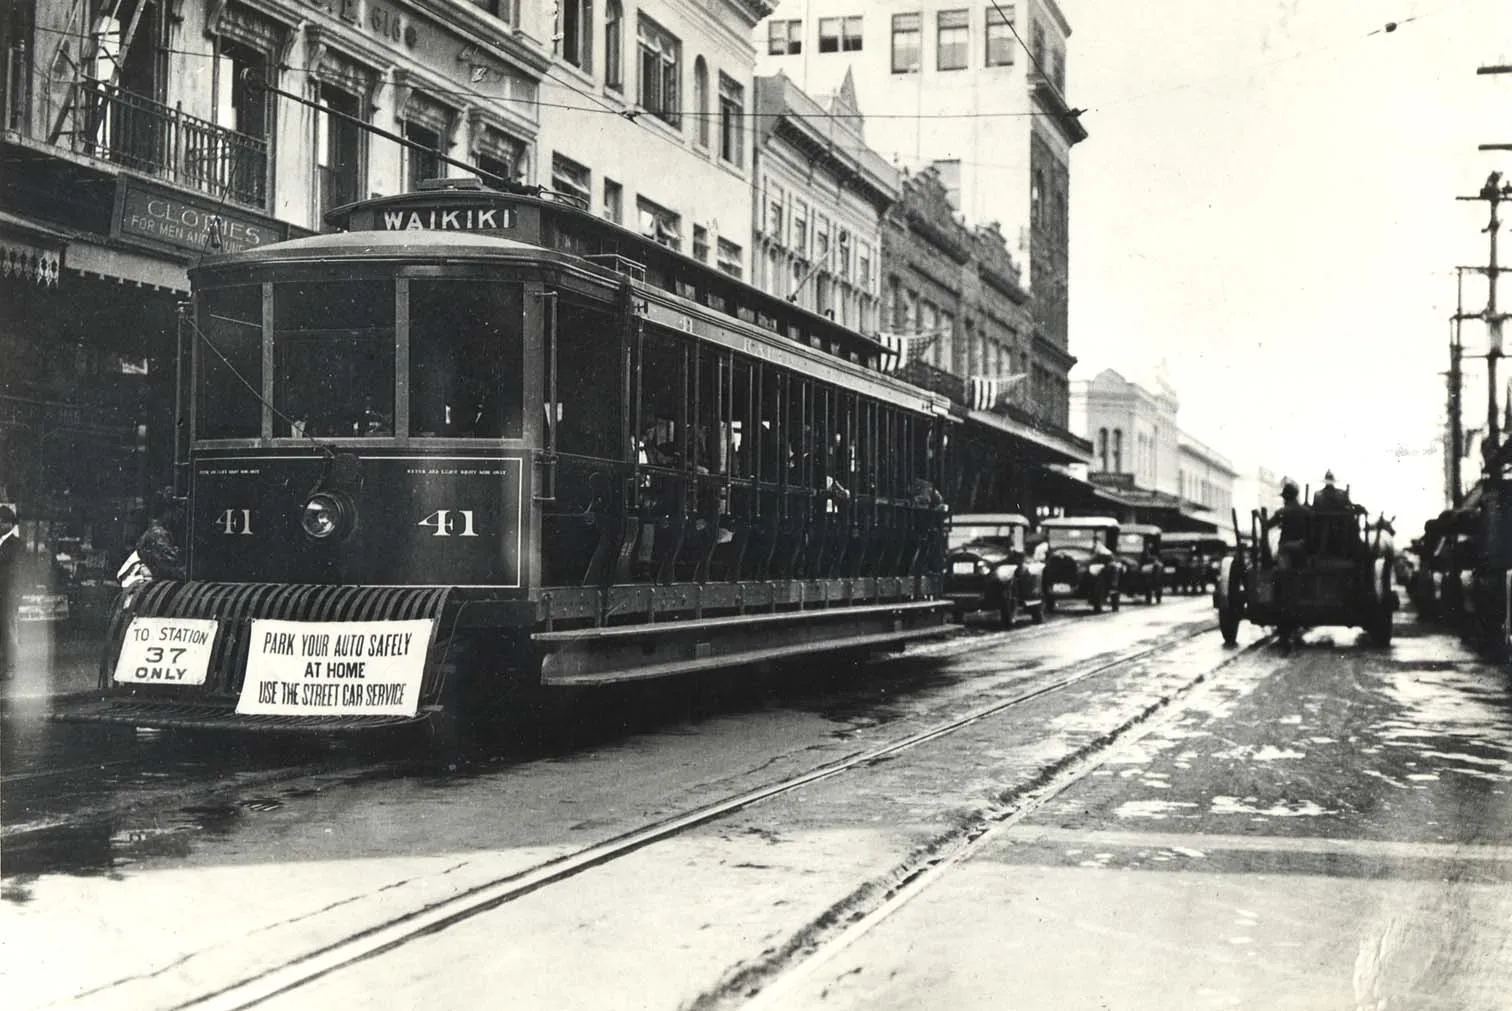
xmin=1215 ymin=556 xmax=1244 ymax=646
xmin=1368 ymin=557 xmax=1395 ymax=648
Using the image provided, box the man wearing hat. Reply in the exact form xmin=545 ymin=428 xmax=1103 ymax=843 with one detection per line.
xmin=0 ymin=505 xmax=20 ymax=674
xmin=1265 ymin=478 xmax=1311 ymax=570
xmin=1313 ymin=470 xmax=1351 ymax=511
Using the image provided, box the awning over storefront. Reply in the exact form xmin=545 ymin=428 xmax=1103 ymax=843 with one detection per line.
xmin=0 ymin=212 xmax=66 ymax=287
xmin=1032 ymin=465 xmax=1134 ymax=517
xmin=964 ymin=406 xmax=1093 ymax=466
xmin=66 ymin=240 xmax=189 ymax=293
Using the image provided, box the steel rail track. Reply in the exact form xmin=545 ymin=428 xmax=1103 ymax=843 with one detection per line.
xmin=168 ymin=618 xmax=1228 ymax=1011
xmin=729 ymin=628 xmax=1278 ymax=1011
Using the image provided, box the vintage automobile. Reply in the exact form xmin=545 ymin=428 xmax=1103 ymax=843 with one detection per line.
xmin=1115 ymin=523 xmax=1165 ymax=604
xmin=1216 ymin=499 xmax=1395 ymax=647
xmin=944 ymin=513 xmax=1046 ymax=626
xmin=1040 ymin=516 xmax=1122 ymax=613
xmin=1159 ymin=532 xmax=1228 ymax=595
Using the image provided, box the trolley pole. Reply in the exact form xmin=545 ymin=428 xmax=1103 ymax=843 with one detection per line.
xmin=1450 ymin=293 xmax=1464 ymax=506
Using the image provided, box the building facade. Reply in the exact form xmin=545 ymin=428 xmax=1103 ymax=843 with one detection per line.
xmin=750 ymin=70 xmax=895 ymax=332
xmin=755 ymin=0 xmax=1085 ymax=385
xmin=1177 ymin=432 xmax=1237 ymax=526
xmin=1074 ymin=368 xmax=1235 ymax=531
xmin=881 ymin=166 xmax=1089 ymax=514
xmin=537 ymin=0 xmax=773 ymax=276
xmin=2 ymin=0 xmax=772 ymax=582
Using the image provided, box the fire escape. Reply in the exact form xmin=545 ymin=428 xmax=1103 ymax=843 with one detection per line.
xmin=44 ymin=0 xmax=268 ymax=208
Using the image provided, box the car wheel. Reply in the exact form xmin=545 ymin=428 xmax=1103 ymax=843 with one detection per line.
xmin=1029 ymin=601 xmax=1046 ymax=624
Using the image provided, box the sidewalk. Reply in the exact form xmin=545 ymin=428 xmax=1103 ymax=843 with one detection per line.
xmin=3 ymin=620 xmax=108 ymax=705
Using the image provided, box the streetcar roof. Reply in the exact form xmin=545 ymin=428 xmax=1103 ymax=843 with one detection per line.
xmin=189 ymin=228 xmax=567 ymax=274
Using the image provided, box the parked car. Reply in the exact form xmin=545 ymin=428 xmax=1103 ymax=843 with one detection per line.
xmin=1115 ymin=523 xmax=1165 ymax=604
xmin=1160 ymin=532 xmax=1229 ymax=595
xmin=944 ymin=513 xmax=1046 ymax=627
xmin=1040 ymin=516 xmax=1122 ymax=613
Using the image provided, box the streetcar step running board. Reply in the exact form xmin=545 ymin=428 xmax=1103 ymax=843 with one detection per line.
xmin=535 ymin=599 xmax=951 ymax=686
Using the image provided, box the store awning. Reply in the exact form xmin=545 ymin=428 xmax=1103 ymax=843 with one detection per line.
xmin=0 ymin=212 xmax=66 ymax=287
xmin=964 ymin=407 xmax=1094 ymax=466
xmin=1032 ymin=465 xmax=1133 ymax=516
xmin=66 ymin=240 xmax=189 ymax=293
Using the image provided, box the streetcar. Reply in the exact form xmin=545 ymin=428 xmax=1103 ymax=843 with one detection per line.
xmin=56 ymin=178 xmax=955 ymax=751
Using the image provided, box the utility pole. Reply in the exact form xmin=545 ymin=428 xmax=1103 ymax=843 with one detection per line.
xmin=1449 ymin=270 xmax=1464 ymax=505
xmin=1456 ymin=171 xmax=1512 ymax=474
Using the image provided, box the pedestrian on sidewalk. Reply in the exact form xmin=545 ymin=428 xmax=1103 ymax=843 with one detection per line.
xmin=0 ymin=505 xmax=20 ymax=675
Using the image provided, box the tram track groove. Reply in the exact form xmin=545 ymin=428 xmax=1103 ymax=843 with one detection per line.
xmin=158 ymin=618 xmax=1226 ymax=1011
xmin=710 ymin=628 xmax=1279 ymax=1011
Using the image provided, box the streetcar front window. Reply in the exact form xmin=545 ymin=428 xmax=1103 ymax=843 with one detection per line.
xmin=197 ymin=285 xmax=263 ymax=439
xmin=273 ymin=280 xmax=395 ymax=438
xmin=409 ymin=280 xmax=524 ymax=439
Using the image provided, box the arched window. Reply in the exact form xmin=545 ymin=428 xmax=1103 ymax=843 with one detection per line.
xmin=693 ymin=56 xmax=709 ymax=148
xmin=1031 ymin=170 xmax=1044 ymax=226
xmin=1098 ymin=428 xmax=1108 ymax=471
xmin=1112 ymin=428 xmax=1123 ymax=473
xmin=604 ymin=0 xmax=623 ymax=91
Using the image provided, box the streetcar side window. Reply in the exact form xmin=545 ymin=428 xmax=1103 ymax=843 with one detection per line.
xmin=638 ymin=331 xmax=687 ymax=466
xmin=409 ymin=280 xmax=525 ymax=439
xmin=197 ymin=284 xmax=263 ymax=439
xmin=730 ymin=356 xmax=755 ymax=480
xmin=273 ymin=280 xmax=395 ymax=438
xmin=553 ymin=298 xmax=621 ymax=457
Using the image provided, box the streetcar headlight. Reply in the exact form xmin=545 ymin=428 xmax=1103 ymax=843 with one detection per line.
xmin=301 ymin=492 xmax=350 ymax=540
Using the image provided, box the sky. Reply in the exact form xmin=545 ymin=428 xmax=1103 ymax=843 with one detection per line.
xmin=1057 ymin=0 xmax=1512 ymax=533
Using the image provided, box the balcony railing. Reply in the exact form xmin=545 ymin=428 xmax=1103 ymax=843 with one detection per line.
xmin=53 ymin=82 xmax=268 ymax=210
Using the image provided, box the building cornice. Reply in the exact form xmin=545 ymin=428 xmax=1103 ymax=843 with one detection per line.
xmin=770 ymin=119 xmax=898 ymax=212
xmin=1030 ymin=74 xmax=1088 ymax=146
xmin=1033 ymin=330 xmax=1076 ymax=368
xmin=403 ymin=0 xmax=554 ymax=76
xmin=1040 ymin=0 xmax=1073 ymax=39
xmin=727 ymin=0 xmax=778 ymax=24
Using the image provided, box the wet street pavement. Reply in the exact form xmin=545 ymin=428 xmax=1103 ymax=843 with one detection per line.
xmin=754 ymin=621 xmax=1512 ymax=1011
xmin=4 ymin=602 xmax=1511 ymax=1010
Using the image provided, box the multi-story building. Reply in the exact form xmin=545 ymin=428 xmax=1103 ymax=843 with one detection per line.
xmin=883 ymin=166 xmax=1091 ymax=514
xmin=536 ymin=0 xmax=773 ymax=276
xmin=755 ymin=0 xmax=1085 ymax=408
xmin=1177 ymin=432 xmax=1237 ymax=529
xmin=1075 ymin=368 xmax=1233 ymax=531
xmin=750 ymin=70 xmax=894 ymax=333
